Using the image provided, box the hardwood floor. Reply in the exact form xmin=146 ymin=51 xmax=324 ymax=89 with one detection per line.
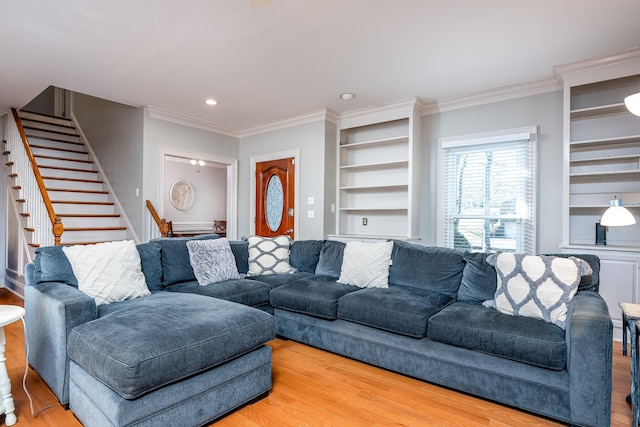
xmin=0 ymin=287 xmax=632 ymax=426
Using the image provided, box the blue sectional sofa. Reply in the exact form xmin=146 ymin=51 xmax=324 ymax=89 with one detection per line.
xmin=24 ymin=236 xmax=613 ymax=427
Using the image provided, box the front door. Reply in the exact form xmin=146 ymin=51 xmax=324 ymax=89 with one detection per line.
xmin=255 ymin=157 xmax=295 ymax=239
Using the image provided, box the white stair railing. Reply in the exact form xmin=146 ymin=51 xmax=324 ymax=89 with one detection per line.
xmin=6 ymin=109 xmax=60 ymax=247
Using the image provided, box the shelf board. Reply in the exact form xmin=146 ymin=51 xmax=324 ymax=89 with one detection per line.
xmin=561 ymin=243 xmax=640 ymax=253
xmin=339 ymin=207 xmax=408 ymax=212
xmin=570 ymin=103 xmax=628 ymax=119
xmin=340 ymin=159 xmax=408 ymax=170
xmin=340 ymin=135 xmax=409 ymax=150
xmin=570 ymin=154 xmax=640 ymax=164
xmin=340 ymin=184 xmax=408 ymax=191
xmin=570 ymin=169 xmax=640 ymax=178
xmin=570 ymin=134 xmax=640 ymax=148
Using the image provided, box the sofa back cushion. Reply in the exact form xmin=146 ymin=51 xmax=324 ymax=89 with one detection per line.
xmin=33 ymin=246 xmax=78 ymax=286
xmin=290 ymin=240 xmax=324 ymax=273
xmin=151 ymin=234 xmax=219 ymax=287
xmin=457 ymin=252 xmax=497 ymax=303
xmin=229 ymin=240 xmax=249 ymax=274
xmin=314 ymin=240 xmax=346 ymax=277
xmin=388 ymin=241 xmax=464 ymax=297
xmin=136 ymin=242 xmax=163 ymax=291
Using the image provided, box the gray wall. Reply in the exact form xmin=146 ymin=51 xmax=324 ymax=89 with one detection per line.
xmin=142 ymin=113 xmax=239 ymax=241
xmin=72 ymin=93 xmax=145 ymax=239
xmin=238 ymin=120 xmax=330 ymax=240
xmin=421 ymin=90 xmax=564 ymax=253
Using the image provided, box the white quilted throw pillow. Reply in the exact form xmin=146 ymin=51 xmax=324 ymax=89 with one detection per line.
xmin=338 ymin=241 xmax=393 ymax=288
xmin=484 ymin=253 xmax=592 ymax=329
xmin=63 ymin=240 xmax=151 ymax=305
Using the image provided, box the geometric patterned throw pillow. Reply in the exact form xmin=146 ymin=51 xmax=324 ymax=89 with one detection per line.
xmin=247 ymin=235 xmax=296 ymax=276
xmin=186 ymin=238 xmax=242 ymax=286
xmin=483 ymin=253 xmax=592 ymax=329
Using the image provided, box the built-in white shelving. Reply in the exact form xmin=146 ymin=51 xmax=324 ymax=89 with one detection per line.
xmin=331 ymin=99 xmax=421 ymax=241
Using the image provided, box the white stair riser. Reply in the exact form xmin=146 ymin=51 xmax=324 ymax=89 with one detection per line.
xmin=31 ymin=146 xmax=89 ymax=161
xmin=48 ymin=191 xmax=108 ymax=203
xmin=40 ymin=168 xmax=98 ymax=180
xmin=28 ymin=137 xmax=84 ymax=152
xmin=43 ymin=179 xmax=103 ymax=192
xmin=25 ymin=129 xmax=80 ymax=144
xmin=60 ymin=230 xmax=127 ymax=244
xmin=21 ymin=120 xmax=77 ymax=136
xmin=36 ymin=158 xmax=94 ymax=171
xmin=60 ymin=217 xmax=121 ymax=228
xmin=52 ymin=203 xmax=115 ymax=215
xmin=19 ymin=112 xmax=72 ymax=128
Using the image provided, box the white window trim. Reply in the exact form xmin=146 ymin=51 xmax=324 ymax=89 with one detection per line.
xmin=437 ymin=125 xmax=538 ymax=253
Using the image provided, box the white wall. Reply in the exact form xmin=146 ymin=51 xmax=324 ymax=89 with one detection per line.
xmin=163 ymin=159 xmax=227 ymax=224
xmin=143 ymin=112 xmax=239 ymax=241
xmin=72 ymin=93 xmax=145 ymax=238
xmin=238 ymin=120 xmax=329 ymax=240
xmin=421 ymin=90 xmax=564 ymax=253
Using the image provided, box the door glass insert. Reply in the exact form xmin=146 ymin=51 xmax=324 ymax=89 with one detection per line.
xmin=266 ymin=175 xmax=284 ymax=231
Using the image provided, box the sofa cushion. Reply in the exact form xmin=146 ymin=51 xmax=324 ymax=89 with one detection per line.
xmin=62 ymin=241 xmax=151 ymax=306
xmin=33 ymin=245 xmax=78 ymax=286
xmin=457 ymin=252 xmax=497 ymax=303
xmin=388 ymin=241 xmax=464 ymax=297
xmin=187 ymin=238 xmax=242 ymax=285
xmin=248 ymin=272 xmax=315 ymax=289
xmin=247 ymin=236 xmax=296 ymax=276
xmin=338 ymin=286 xmax=453 ymax=338
xmin=290 ymin=240 xmax=324 ymax=273
xmin=136 ymin=242 xmax=163 ymax=291
xmin=68 ymin=292 xmax=275 ymax=399
xmin=229 ymin=240 xmax=249 ymax=274
xmin=338 ymin=241 xmax=393 ymax=288
xmin=314 ymin=240 xmax=345 ymax=277
xmin=269 ymin=276 xmax=359 ymax=319
xmin=152 ymin=235 xmax=220 ymax=287
xmin=428 ymin=301 xmax=567 ymax=370
xmin=164 ymin=279 xmax=270 ymax=307
xmin=484 ymin=253 xmax=592 ymax=329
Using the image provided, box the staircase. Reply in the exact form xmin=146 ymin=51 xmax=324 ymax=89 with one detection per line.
xmin=6 ymin=110 xmax=128 ymax=246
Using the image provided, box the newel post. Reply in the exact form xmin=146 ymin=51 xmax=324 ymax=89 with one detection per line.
xmin=53 ymin=217 xmax=64 ymax=246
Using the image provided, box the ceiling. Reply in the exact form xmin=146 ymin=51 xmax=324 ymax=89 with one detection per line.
xmin=1 ymin=0 xmax=639 ymax=132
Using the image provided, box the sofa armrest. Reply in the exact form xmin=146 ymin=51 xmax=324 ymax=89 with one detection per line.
xmin=565 ymin=291 xmax=612 ymax=427
xmin=25 ymin=276 xmax=97 ymax=405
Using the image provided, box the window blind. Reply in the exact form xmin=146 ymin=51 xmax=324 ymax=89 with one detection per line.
xmin=439 ymin=128 xmax=536 ymax=254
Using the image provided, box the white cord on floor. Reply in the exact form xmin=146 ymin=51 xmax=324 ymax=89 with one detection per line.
xmin=20 ymin=316 xmax=56 ymax=417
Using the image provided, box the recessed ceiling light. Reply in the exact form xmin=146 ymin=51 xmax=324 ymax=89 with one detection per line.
xmin=340 ymin=93 xmax=355 ymax=100
xmin=205 ymin=99 xmax=218 ymax=106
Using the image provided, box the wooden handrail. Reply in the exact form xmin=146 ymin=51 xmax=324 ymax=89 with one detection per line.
xmin=11 ymin=108 xmax=63 ymax=245
xmin=146 ymin=200 xmax=171 ymax=237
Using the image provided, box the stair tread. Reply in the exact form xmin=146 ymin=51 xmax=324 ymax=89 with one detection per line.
xmin=64 ymin=226 xmax=127 ymax=231
xmin=51 ymin=200 xmax=114 ymax=205
xmin=42 ymin=176 xmax=103 ymax=183
xmin=29 ymin=144 xmax=86 ymax=155
xmin=20 ymin=117 xmax=75 ymax=130
xmin=57 ymin=213 xmax=120 ymax=218
xmin=20 ymin=110 xmax=73 ymax=123
xmin=24 ymin=135 xmax=83 ymax=146
xmin=38 ymin=165 xmax=97 ymax=173
xmin=35 ymin=154 xmax=92 ymax=164
xmin=47 ymin=188 xmax=108 ymax=194
xmin=23 ymin=125 xmax=77 ymax=138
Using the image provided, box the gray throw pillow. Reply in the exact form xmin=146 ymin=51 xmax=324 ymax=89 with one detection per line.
xmin=186 ymin=238 xmax=242 ymax=285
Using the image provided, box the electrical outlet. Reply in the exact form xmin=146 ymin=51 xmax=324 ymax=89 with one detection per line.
xmin=362 ymin=217 xmax=368 ymax=226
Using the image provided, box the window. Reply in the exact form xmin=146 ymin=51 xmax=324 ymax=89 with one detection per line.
xmin=438 ymin=126 xmax=537 ymax=254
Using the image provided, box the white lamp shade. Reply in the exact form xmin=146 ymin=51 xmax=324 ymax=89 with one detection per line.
xmin=624 ymin=92 xmax=640 ymax=116
xmin=601 ymin=198 xmax=636 ymax=226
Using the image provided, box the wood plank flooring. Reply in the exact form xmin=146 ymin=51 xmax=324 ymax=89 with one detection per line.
xmin=0 ymin=287 xmax=632 ymax=426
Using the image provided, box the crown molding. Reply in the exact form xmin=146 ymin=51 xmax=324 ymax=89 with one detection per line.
xmin=554 ymin=47 xmax=640 ymax=82
xmin=421 ymin=78 xmax=561 ymax=115
xmin=239 ymin=108 xmax=337 ymax=138
xmin=338 ymin=97 xmax=423 ymax=129
xmin=146 ymin=106 xmax=240 ymax=138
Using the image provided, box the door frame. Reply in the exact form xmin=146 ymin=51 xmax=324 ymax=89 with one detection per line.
xmin=158 ymin=147 xmax=238 ymax=240
xmin=250 ymin=149 xmax=300 ymax=238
